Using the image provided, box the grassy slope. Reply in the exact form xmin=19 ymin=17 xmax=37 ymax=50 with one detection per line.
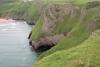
xmin=31 ymin=0 xmax=100 ymax=41
xmin=0 ymin=0 xmax=96 ymax=21
xmin=43 ymin=0 xmax=92 ymax=5
xmin=31 ymin=16 xmax=44 ymax=41
xmin=0 ymin=1 xmax=40 ymax=23
xmin=31 ymin=1 xmax=100 ymax=67
xmin=39 ymin=6 xmax=100 ymax=59
xmin=7 ymin=2 xmax=39 ymax=20
xmin=32 ymin=30 xmax=100 ymax=67
xmin=1 ymin=0 xmax=100 ymax=67
xmin=0 ymin=2 xmax=15 ymax=16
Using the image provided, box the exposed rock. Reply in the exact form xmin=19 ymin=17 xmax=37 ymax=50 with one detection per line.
xmin=28 ymin=31 xmax=32 ymax=39
xmin=28 ymin=3 xmax=80 ymax=52
xmin=29 ymin=2 xmax=100 ymax=52
xmin=31 ymin=34 xmax=64 ymax=52
xmin=26 ymin=21 xmax=35 ymax=25
xmin=91 ymin=30 xmax=100 ymax=39
xmin=86 ymin=1 xmax=100 ymax=9
xmin=42 ymin=3 xmax=79 ymax=34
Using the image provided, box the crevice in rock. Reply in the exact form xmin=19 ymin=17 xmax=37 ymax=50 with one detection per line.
xmin=28 ymin=34 xmax=65 ymax=52
xmin=34 ymin=44 xmax=54 ymax=52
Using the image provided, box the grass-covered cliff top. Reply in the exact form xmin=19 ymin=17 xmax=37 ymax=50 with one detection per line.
xmin=0 ymin=0 xmax=99 ymax=24
xmin=33 ymin=30 xmax=100 ymax=67
xmin=0 ymin=0 xmax=43 ymax=24
xmin=0 ymin=0 xmax=100 ymax=67
xmin=30 ymin=0 xmax=100 ymax=67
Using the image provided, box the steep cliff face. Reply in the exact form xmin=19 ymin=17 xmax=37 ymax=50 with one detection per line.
xmin=30 ymin=1 xmax=100 ymax=52
xmin=30 ymin=1 xmax=100 ymax=67
xmin=33 ymin=30 xmax=100 ymax=67
xmin=30 ymin=3 xmax=81 ymax=52
xmin=42 ymin=3 xmax=80 ymax=34
xmin=38 ymin=1 xmax=100 ymax=58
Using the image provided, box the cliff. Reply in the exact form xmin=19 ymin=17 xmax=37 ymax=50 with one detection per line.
xmin=30 ymin=1 xmax=100 ymax=67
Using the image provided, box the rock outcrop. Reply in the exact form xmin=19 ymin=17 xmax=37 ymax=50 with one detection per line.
xmin=42 ymin=3 xmax=79 ymax=34
xmin=29 ymin=1 xmax=100 ymax=52
xmin=31 ymin=34 xmax=64 ymax=52
xmin=29 ymin=3 xmax=80 ymax=52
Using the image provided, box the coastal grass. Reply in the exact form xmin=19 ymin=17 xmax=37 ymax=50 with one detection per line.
xmin=0 ymin=0 xmax=94 ymax=21
xmin=37 ymin=4 xmax=100 ymax=60
xmin=31 ymin=17 xmax=44 ymax=41
xmin=29 ymin=1 xmax=100 ymax=67
xmin=0 ymin=3 xmax=15 ymax=16
xmin=0 ymin=1 xmax=40 ymax=22
xmin=32 ymin=30 xmax=100 ymax=67
xmin=1 ymin=0 xmax=100 ymax=67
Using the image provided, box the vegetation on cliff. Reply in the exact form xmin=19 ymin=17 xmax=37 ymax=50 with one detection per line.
xmin=30 ymin=0 xmax=100 ymax=67
xmin=1 ymin=0 xmax=100 ymax=67
xmin=0 ymin=0 xmax=96 ymax=24
xmin=0 ymin=0 xmax=43 ymax=24
xmin=33 ymin=30 xmax=100 ymax=67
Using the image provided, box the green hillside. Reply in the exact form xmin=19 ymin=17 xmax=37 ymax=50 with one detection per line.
xmin=0 ymin=0 xmax=42 ymax=24
xmin=0 ymin=0 xmax=96 ymax=24
xmin=33 ymin=30 xmax=100 ymax=67
xmin=39 ymin=5 xmax=100 ymax=59
xmin=0 ymin=0 xmax=100 ymax=67
xmin=30 ymin=1 xmax=100 ymax=67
